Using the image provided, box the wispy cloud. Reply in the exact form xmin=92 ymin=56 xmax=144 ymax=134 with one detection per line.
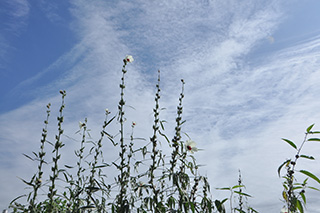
xmin=195 ymin=33 xmax=320 ymax=211
xmin=2 ymin=0 xmax=320 ymax=211
xmin=38 ymin=1 xmax=65 ymax=23
xmin=4 ymin=0 xmax=29 ymax=20
xmin=0 ymin=0 xmax=29 ymax=69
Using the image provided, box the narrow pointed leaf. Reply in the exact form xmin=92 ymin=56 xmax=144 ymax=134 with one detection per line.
xmin=296 ymin=199 xmax=304 ymax=213
xmin=103 ymin=131 xmax=114 ymax=139
xmin=278 ymin=159 xmax=290 ymax=177
xmin=216 ymin=187 xmax=231 ymax=191
xmin=160 ymin=120 xmax=165 ymax=131
xmin=132 ymin=137 xmax=146 ymax=141
xmin=23 ymin=153 xmax=34 ymax=161
xmin=32 ymin=151 xmax=38 ymax=158
xmin=221 ymin=198 xmax=228 ymax=204
xmin=307 ymin=186 xmax=320 ymax=191
xmin=299 ymin=170 xmax=320 ymax=184
xmin=306 ymin=124 xmax=315 ymax=133
xmin=63 ymin=172 xmax=69 ymax=182
xmin=308 ymin=138 xmax=320 ymax=142
xmin=106 ymin=115 xmax=116 ymax=126
xmin=282 ymin=190 xmax=288 ymax=202
xmin=300 ymin=155 xmax=315 ymax=160
xmin=19 ymin=177 xmax=34 ymax=187
xmin=231 ymin=185 xmax=245 ymax=189
xmin=282 ymin=138 xmax=297 ymax=149
xmin=300 ymin=191 xmax=306 ymax=204
xmin=234 ymin=191 xmax=252 ymax=197
xmin=159 ymin=130 xmax=170 ymax=144
xmin=9 ymin=194 xmax=26 ymax=205
xmin=94 ymin=164 xmax=110 ymax=168
xmin=215 ymin=199 xmax=227 ymax=213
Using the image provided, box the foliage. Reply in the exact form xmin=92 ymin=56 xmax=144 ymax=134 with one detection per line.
xmin=278 ymin=124 xmax=320 ymax=213
xmin=9 ymin=57 xmax=219 ymax=212
xmin=7 ymin=56 xmax=320 ymax=213
xmin=216 ymin=170 xmax=257 ymax=213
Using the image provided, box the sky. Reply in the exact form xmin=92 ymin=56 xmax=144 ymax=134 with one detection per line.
xmin=1 ymin=0 xmax=320 ymax=212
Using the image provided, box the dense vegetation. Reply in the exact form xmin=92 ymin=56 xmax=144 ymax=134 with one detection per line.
xmin=8 ymin=56 xmax=320 ymax=213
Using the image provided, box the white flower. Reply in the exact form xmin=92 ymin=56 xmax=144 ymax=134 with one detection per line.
xmin=125 ymin=55 xmax=134 ymax=63
xmin=79 ymin=121 xmax=85 ymax=129
xmin=185 ymin=140 xmax=198 ymax=154
xmin=280 ymin=207 xmax=289 ymax=213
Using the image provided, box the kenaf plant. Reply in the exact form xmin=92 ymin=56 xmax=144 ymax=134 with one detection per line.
xmin=9 ymin=55 xmax=320 ymax=213
xmin=278 ymin=124 xmax=320 ymax=213
xmin=9 ymin=55 xmax=218 ymax=213
xmin=216 ymin=170 xmax=257 ymax=213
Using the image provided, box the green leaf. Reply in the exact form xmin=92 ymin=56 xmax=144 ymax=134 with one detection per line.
xmin=300 ymin=191 xmax=306 ymax=204
xmin=278 ymin=159 xmax=290 ymax=177
xmin=86 ymin=186 xmax=100 ymax=192
xmin=94 ymin=163 xmax=110 ymax=168
xmin=32 ymin=151 xmax=38 ymax=158
xmin=232 ymin=185 xmax=245 ymax=189
xmin=308 ymin=138 xmax=320 ymax=142
xmin=235 ymin=208 xmax=246 ymax=213
xmin=293 ymin=186 xmax=303 ymax=190
xmin=215 ymin=199 xmax=226 ymax=213
xmin=306 ymin=124 xmax=315 ymax=133
xmin=109 ymin=137 xmax=118 ymax=146
xmin=282 ymin=138 xmax=297 ymax=150
xmin=234 ymin=191 xmax=252 ymax=197
xmin=299 ymin=170 xmax=320 ymax=184
xmin=18 ymin=177 xmax=35 ymax=187
xmin=216 ymin=187 xmax=231 ymax=191
xmin=159 ymin=130 xmax=170 ymax=145
xmin=307 ymin=186 xmax=320 ymax=191
xmin=23 ymin=153 xmax=34 ymax=161
xmin=103 ymin=130 xmax=113 ymax=138
xmin=220 ymin=198 xmax=228 ymax=204
xmin=167 ymin=196 xmax=175 ymax=209
xmin=132 ymin=137 xmax=146 ymax=141
xmin=296 ymin=199 xmax=304 ymax=213
xmin=248 ymin=207 xmax=259 ymax=213
xmin=189 ymin=201 xmax=195 ymax=213
xmin=300 ymin=155 xmax=315 ymax=160
xmin=105 ymin=115 xmax=116 ymax=126
xmin=9 ymin=194 xmax=26 ymax=205
xmin=160 ymin=120 xmax=167 ymax=131
xmin=63 ymin=172 xmax=69 ymax=182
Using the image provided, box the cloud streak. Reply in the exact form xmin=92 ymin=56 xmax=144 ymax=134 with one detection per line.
xmin=2 ymin=0 xmax=320 ymax=212
xmin=0 ymin=0 xmax=29 ymax=70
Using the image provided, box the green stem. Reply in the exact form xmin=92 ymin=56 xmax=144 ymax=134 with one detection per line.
xmin=29 ymin=103 xmax=51 ymax=211
xmin=48 ymin=90 xmax=66 ymax=212
xmin=117 ymin=60 xmax=128 ymax=211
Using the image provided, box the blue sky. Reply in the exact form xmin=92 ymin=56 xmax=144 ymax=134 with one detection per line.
xmin=1 ymin=0 xmax=320 ymax=212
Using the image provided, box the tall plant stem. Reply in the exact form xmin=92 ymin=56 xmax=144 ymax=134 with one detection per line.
xmin=48 ymin=90 xmax=66 ymax=212
xmin=117 ymin=59 xmax=129 ymax=211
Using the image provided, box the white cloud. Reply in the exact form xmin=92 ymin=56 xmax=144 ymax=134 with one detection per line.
xmin=0 ymin=0 xmax=29 ymax=35
xmin=7 ymin=0 xmax=29 ymax=19
xmin=0 ymin=0 xmax=29 ymax=70
xmin=2 ymin=0 xmax=320 ymax=212
xmin=38 ymin=1 xmax=63 ymax=23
